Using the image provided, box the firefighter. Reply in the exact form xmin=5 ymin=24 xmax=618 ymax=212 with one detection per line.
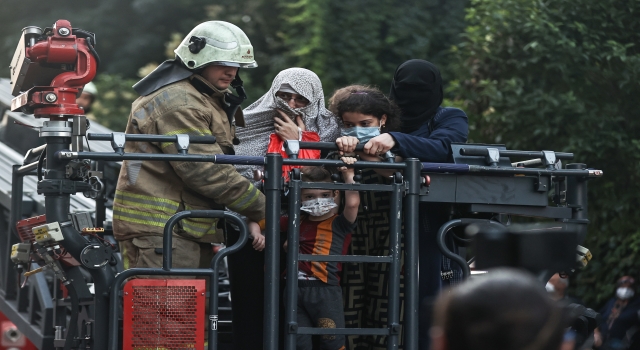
xmin=113 ymin=21 xmax=266 ymax=348
xmin=76 ymin=81 xmax=97 ymax=115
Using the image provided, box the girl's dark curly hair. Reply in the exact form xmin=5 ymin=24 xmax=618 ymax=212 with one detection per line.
xmin=328 ymin=85 xmax=401 ymax=132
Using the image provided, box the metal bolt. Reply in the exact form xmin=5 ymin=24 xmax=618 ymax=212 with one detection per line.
xmin=58 ymin=27 xmax=70 ymax=36
xmin=45 ymin=93 xmax=57 ymax=103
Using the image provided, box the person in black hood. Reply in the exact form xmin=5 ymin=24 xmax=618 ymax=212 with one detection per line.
xmin=364 ymin=59 xmax=469 ymax=350
xmin=391 ymin=59 xmax=444 ymax=134
xmin=362 ymin=59 xmax=467 ymax=162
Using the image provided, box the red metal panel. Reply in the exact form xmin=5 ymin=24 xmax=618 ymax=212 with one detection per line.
xmin=15 ymin=214 xmax=46 ymax=243
xmin=0 ymin=312 xmax=37 ymax=350
xmin=123 ymin=279 xmax=205 ymax=350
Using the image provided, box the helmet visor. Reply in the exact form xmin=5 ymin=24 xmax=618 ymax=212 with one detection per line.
xmin=212 ymin=61 xmax=258 ymax=68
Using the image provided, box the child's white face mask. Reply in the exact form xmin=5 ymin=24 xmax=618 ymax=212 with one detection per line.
xmin=300 ymin=197 xmax=337 ymax=217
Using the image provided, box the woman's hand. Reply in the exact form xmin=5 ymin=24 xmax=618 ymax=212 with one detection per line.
xmin=274 ymin=109 xmax=305 ymax=141
xmin=336 ymin=136 xmax=360 ymax=155
xmin=338 ymin=156 xmax=357 ymax=179
xmin=363 ymin=133 xmax=396 ymax=156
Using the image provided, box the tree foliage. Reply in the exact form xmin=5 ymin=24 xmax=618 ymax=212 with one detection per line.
xmin=91 ymin=74 xmax=138 ymax=131
xmin=2 ymin=0 xmax=635 ymax=308
xmin=450 ymin=0 xmax=640 ymax=307
xmin=278 ymin=0 xmax=467 ymax=95
xmin=0 ymin=0 xmax=467 ymax=129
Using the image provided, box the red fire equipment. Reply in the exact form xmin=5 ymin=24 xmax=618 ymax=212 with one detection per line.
xmin=10 ymin=19 xmax=97 ymax=119
xmin=123 ymin=279 xmax=205 ymax=350
xmin=0 ymin=312 xmax=37 ymax=350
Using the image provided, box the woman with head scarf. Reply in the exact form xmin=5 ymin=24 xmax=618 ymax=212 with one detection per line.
xmin=228 ymin=70 xmax=339 ymax=344
xmin=235 ymin=68 xmax=341 ymax=185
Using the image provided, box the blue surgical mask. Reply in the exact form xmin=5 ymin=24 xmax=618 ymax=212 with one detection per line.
xmin=341 ymin=126 xmax=380 ymax=143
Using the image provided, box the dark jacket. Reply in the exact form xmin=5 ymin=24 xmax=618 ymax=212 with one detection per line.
xmin=388 ymin=106 xmax=468 ymax=163
xmin=598 ymin=296 xmax=640 ymax=344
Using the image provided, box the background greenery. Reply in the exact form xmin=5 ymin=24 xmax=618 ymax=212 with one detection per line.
xmin=1 ymin=0 xmax=637 ymax=308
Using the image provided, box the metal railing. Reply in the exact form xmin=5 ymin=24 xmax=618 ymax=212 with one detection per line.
xmin=2 ymin=129 xmax=602 ymax=350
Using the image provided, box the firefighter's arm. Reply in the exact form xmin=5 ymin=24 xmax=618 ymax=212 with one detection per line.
xmin=155 ymin=107 xmax=265 ymax=222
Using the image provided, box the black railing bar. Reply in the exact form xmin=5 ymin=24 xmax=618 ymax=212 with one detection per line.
xmin=298 ymin=254 xmax=392 ymax=263
xmin=297 ymin=182 xmax=396 ymax=192
xmin=297 ymin=327 xmax=390 ymax=335
xmin=87 ymin=133 xmax=217 ymax=144
xmin=460 ymin=148 xmax=574 ymax=159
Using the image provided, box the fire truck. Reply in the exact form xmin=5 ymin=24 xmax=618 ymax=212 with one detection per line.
xmin=0 ymin=20 xmax=601 ymax=350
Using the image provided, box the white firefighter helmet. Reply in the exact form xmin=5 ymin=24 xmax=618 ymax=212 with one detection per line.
xmin=174 ymin=21 xmax=257 ymax=70
xmin=82 ymin=81 xmax=98 ymax=95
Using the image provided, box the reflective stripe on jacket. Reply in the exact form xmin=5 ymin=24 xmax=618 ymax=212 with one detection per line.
xmin=113 ymin=75 xmax=265 ymax=243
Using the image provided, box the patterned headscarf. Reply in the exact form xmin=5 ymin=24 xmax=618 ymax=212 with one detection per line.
xmin=234 ymin=68 xmax=340 ymax=183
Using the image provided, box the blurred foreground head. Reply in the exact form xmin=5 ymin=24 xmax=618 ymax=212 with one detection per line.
xmin=432 ymin=268 xmax=568 ymax=350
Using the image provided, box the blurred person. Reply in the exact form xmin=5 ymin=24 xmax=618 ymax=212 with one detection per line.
xmin=594 ymin=276 xmax=640 ymax=350
xmin=235 ymin=67 xmax=341 ymax=185
xmin=76 ymin=81 xmax=97 ymax=116
xmin=431 ymin=268 xmax=571 ymax=350
xmin=113 ymin=21 xmax=266 ymax=349
xmin=546 ymin=273 xmax=582 ymax=305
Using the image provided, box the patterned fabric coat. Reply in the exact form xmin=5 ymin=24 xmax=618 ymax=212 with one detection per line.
xmin=342 ymin=169 xmax=406 ymax=350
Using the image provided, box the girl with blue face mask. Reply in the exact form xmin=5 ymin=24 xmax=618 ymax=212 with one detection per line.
xmin=327 ymin=85 xmax=403 ymax=350
xmin=329 ymin=85 xmax=401 ymax=161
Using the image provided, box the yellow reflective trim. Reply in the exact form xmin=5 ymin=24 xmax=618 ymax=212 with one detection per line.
xmin=164 ymin=128 xmax=212 ymax=136
xmin=113 ymin=214 xmax=166 ymax=228
xmin=228 ymin=184 xmax=260 ymax=212
xmin=122 ymin=244 xmax=129 ymax=270
xmin=115 ymin=190 xmax=179 ymax=209
xmin=114 ymin=207 xmax=173 ymax=220
xmin=115 ymin=199 xmax=177 ymax=213
xmin=161 ymin=129 xmax=212 ymax=149
xmin=183 ymin=220 xmax=216 ymax=237
xmin=113 ymin=207 xmax=172 ymax=228
xmin=184 ymin=219 xmax=216 ymax=228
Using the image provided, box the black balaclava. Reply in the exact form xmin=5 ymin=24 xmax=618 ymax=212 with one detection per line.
xmin=389 ymin=59 xmax=443 ymax=133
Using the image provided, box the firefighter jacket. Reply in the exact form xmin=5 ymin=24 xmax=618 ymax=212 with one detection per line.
xmin=113 ymin=74 xmax=265 ymax=243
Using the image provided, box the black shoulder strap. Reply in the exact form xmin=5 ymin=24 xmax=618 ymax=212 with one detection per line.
xmin=189 ymin=72 xmax=246 ymax=141
xmin=189 ymin=76 xmax=215 ymax=96
xmin=223 ymin=72 xmax=247 ymax=123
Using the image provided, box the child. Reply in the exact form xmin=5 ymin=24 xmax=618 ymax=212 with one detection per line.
xmin=281 ymin=158 xmax=359 ymax=350
xmin=330 ymin=85 xmax=405 ymax=350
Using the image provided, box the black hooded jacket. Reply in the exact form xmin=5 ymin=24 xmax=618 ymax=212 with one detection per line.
xmin=388 ymin=59 xmax=468 ymax=162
